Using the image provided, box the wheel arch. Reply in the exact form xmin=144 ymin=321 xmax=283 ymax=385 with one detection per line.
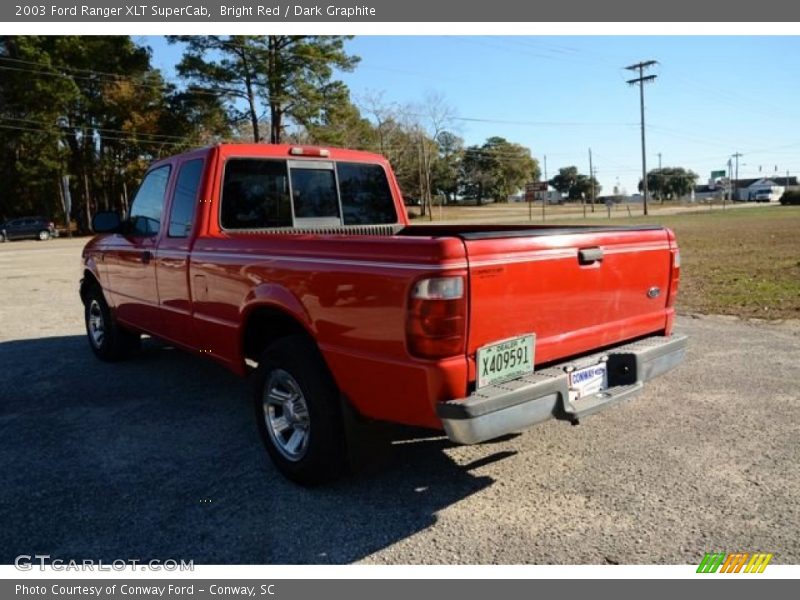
xmin=79 ymin=268 xmax=101 ymax=305
xmin=240 ymin=302 xmax=316 ymax=367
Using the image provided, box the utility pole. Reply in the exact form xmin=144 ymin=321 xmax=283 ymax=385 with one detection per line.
xmin=657 ymin=152 xmax=663 ymax=204
xmin=625 ymin=60 xmax=658 ymax=216
xmin=55 ymin=116 xmax=72 ymax=237
xmin=542 ymin=154 xmax=548 ymax=222
xmin=725 ymin=157 xmax=733 ymax=210
xmin=588 ymin=147 xmax=596 ymax=213
xmin=732 ymin=152 xmax=743 ymax=202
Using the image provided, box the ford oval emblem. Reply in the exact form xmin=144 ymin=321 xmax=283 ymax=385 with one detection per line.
xmin=647 ymin=286 xmax=661 ymax=299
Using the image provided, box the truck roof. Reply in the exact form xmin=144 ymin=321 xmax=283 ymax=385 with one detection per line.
xmin=150 ymin=143 xmax=388 ymax=168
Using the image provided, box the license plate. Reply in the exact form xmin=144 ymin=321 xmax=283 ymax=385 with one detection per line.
xmin=568 ymin=363 xmax=608 ymax=401
xmin=476 ymin=334 xmax=535 ymax=389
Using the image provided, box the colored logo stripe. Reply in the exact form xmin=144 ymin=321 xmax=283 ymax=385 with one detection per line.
xmin=744 ymin=553 xmax=773 ymax=573
xmin=697 ymin=552 xmax=726 ymax=573
xmin=720 ymin=553 xmax=749 ymax=573
xmin=697 ymin=552 xmax=773 ymax=573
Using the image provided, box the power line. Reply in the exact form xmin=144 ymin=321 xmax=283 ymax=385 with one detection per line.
xmin=0 ymin=63 xmax=226 ymax=101
xmin=442 ymin=115 xmax=636 ymax=128
xmin=661 ymin=65 xmax=799 ymax=124
xmin=0 ymin=121 xmax=553 ymax=167
xmin=0 ymin=55 xmax=173 ymax=84
xmin=0 ymin=122 xmax=194 ymax=148
xmin=1 ymin=116 xmax=197 ymax=142
xmin=0 ymin=60 xmax=637 ymax=134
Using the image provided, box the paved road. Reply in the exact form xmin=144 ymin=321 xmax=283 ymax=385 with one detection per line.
xmin=1 ymin=239 xmax=798 ymax=564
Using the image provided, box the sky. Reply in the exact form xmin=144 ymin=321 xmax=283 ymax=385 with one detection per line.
xmin=138 ymin=35 xmax=800 ymax=195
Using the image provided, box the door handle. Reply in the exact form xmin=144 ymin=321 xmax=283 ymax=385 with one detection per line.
xmin=141 ymin=250 xmax=152 ymax=265
xmin=578 ymin=247 xmax=604 ymax=265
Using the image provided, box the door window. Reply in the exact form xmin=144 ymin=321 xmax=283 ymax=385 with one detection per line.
xmin=221 ymin=159 xmax=292 ymax=229
xmin=168 ymin=159 xmax=204 ymax=238
xmin=129 ymin=166 xmax=171 ymax=237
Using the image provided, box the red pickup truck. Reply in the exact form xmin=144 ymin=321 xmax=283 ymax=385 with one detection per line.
xmin=81 ymin=144 xmax=687 ymax=484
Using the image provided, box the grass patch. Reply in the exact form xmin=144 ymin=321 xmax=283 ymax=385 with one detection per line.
xmin=562 ymin=206 xmax=800 ymax=319
xmin=659 ymin=207 xmax=797 ymax=319
xmin=427 ymin=204 xmax=800 ymax=320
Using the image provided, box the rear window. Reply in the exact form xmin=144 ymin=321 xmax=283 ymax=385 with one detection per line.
xmin=290 ymin=167 xmax=340 ymax=220
xmin=337 ymin=162 xmax=396 ymax=225
xmin=221 ymin=158 xmax=397 ymax=229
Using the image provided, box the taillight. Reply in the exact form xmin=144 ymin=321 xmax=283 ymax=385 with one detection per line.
xmin=666 ymin=248 xmax=681 ymax=308
xmin=406 ymin=276 xmax=466 ymax=359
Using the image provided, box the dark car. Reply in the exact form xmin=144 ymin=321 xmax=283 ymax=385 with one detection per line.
xmin=0 ymin=216 xmax=57 ymax=242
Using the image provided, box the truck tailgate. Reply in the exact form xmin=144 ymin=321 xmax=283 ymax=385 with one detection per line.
xmin=462 ymin=227 xmax=673 ymax=372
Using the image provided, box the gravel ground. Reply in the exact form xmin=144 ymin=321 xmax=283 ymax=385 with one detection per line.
xmin=1 ymin=238 xmax=798 ymax=565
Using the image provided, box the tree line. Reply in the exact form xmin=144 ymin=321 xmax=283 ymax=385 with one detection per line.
xmin=0 ymin=35 xmax=548 ymax=228
xmin=0 ymin=35 xmax=701 ymax=230
xmin=638 ymin=167 xmax=699 ymax=201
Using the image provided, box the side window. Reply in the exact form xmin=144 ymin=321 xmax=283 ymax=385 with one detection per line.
xmin=169 ymin=159 xmax=204 ymax=237
xmin=337 ymin=163 xmax=397 ymax=225
xmin=221 ymin=159 xmax=292 ymax=229
xmin=130 ymin=166 xmax=170 ymax=237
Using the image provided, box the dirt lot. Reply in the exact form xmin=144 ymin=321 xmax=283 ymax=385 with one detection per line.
xmin=1 ymin=238 xmax=799 ymax=564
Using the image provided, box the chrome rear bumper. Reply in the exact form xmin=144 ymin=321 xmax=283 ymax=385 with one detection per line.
xmin=437 ymin=334 xmax=688 ymax=444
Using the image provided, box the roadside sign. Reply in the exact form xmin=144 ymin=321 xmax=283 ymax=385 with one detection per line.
xmin=525 ymin=181 xmax=549 ymax=203
xmin=711 ymin=170 xmax=726 ymax=179
xmin=526 ymin=181 xmax=549 ymax=192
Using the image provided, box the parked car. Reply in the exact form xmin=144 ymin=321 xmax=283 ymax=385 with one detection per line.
xmin=0 ymin=216 xmax=56 ymax=242
xmin=80 ymin=143 xmax=687 ymax=484
xmin=752 ymin=189 xmax=773 ymax=203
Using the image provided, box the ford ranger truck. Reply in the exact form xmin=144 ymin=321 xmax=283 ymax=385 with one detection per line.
xmin=80 ymin=144 xmax=687 ymax=485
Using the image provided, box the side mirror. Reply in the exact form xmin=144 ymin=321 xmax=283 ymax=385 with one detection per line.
xmin=92 ymin=211 xmax=121 ymax=233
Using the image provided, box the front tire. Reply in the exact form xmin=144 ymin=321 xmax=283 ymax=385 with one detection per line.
xmin=253 ymin=335 xmax=348 ymax=485
xmin=38 ymin=230 xmax=51 ymax=241
xmin=83 ymin=284 xmax=140 ymax=361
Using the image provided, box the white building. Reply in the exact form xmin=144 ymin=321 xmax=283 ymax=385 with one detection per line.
xmin=732 ymin=177 xmax=797 ymax=202
xmin=693 ymin=176 xmax=797 ymax=202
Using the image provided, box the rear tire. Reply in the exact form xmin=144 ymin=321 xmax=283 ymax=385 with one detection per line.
xmin=253 ymin=335 xmax=348 ymax=485
xmin=38 ymin=230 xmax=51 ymax=241
xmin=0 ymin=232 xmax=5 ymax=243
xmin=83 ymin=284 xmax=140 ymax=361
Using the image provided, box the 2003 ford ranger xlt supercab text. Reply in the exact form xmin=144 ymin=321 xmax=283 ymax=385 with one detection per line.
xmin=80 ymin=144 xmax=687 ymax=484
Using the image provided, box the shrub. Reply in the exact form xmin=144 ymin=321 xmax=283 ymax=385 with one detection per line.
xmin=779 ymin=190 xmax=800 ymax=205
